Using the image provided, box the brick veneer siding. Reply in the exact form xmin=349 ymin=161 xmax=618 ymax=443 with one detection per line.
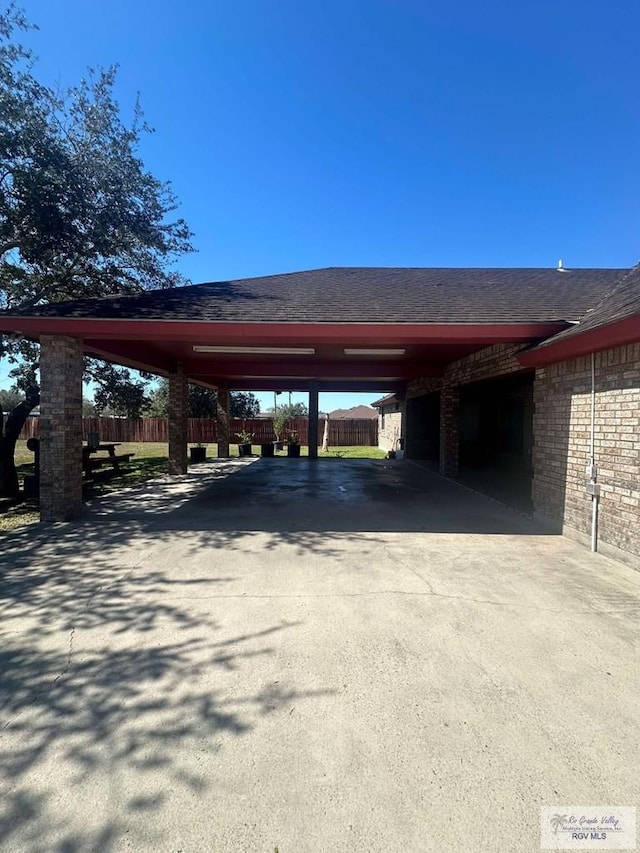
xmin=533 ymin=343 xmax=640 ymax=564
xmin=168 ymin=366 xmax=188 ymax=474
xmin=409 ymin=341 xmax=640 ymax=564
xmin=40 ymin=335 xmax=84 ymax=521
xmin=406 ymin=344 xmax=524 ymax=398
xmin=439 ymin=385 xmax=460 ymax=476
xmin=407 ymin=377 xmax=441 ymax=399
xmin=408 ymin=344 xmax=528 ymax=477
xmin=378 ymin=407 xmax=403 ymax=452
xmin=444 ymin=343 xmax=525 ymax=385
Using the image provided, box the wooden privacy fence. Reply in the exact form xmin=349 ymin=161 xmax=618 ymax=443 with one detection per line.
xmin=19 ymin=416 xmax=379 ymax=446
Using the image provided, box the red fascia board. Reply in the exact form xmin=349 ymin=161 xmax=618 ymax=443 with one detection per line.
xmin=518 ymin=315 xmax=640 ymax=367
xmin=0 ymin=318 xmax=567 ymax=344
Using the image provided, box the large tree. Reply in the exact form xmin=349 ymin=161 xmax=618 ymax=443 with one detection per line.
xmin=0 ymin=5 xmax=193 ymax=497
xmin=271 ymin=401 xmax=308 ymax=418
xmin=0 ymin=386 xmax=22 ymax=411
xmin=93 ymin=365 xmax=150 ymax=419
xmin=145 ymin=381 xmax=260 ymax=419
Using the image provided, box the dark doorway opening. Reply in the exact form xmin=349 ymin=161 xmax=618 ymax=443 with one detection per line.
xmin=406 ymin=392 xmax=440 ymax=466
xmin=458 ymin=372 xmax=534 ymax=510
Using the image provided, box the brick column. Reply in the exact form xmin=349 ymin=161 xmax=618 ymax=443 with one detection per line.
xmin=217 ymin=385 xmax=230 ymax=457
xmin=40 ymin=335 xmax=84 ymax=521
xmin=308 ymin=383 xmax=319 ymax=459
xmin=168 ymin=365 xmax=187 ymax=474
xmin=399 ymin=393 xmax=408 ymax=455
xmin=439 ymin=383 xmax=460 ymax=477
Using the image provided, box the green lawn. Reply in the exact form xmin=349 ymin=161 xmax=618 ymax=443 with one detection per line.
xmin=1 ymin=441 xmax=385 ymax=533
xmin=12 ymin=439 xmax=384 ymax=468
xmin=2 ymin=441 xmax=172 ymax=533
xmin=244 ymin=444 xmax=386 ymax=460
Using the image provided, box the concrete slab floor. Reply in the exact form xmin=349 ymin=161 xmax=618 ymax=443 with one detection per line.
xmin=0 ymin=458 xmax=638 ymax=853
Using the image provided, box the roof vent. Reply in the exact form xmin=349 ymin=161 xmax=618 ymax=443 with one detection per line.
xmin=556 ymin=259 xmax=567 ymax=272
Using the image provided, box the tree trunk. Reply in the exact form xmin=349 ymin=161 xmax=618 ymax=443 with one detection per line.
xmin=0 ymin=392 xmax=40 ymax=498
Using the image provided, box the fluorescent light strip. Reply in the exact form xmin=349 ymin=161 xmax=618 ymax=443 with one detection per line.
xmin=344 ymin=348 xmax=406 ymax=356
xmin=193 ymin=346 xmax=315 ymax=355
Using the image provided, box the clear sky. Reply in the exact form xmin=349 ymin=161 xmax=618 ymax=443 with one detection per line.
xmin=2 ymin=0 xmax=640 ymax=411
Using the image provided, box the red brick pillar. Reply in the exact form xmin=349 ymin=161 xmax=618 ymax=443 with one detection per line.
xmin=40 ymin=335 xmax=84 ymax=521
xmin=439 ymin=383 xmax=459 ymax=477
xmin=217 ymin=386 xmax=230 ymax=457
xmin=168 ymin=365 xmax=187 ymax=474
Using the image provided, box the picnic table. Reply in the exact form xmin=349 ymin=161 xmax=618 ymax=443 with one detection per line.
xmin=82 ymin=442 xmax=135 ymax=475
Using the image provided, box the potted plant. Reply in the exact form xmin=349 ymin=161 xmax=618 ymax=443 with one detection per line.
xmin=189 ymin=443 xmax=207 ymax=463
xmin=286 ymin=430 xmax=301 ymax=458
xmin=260 ymin=441 xmax=275 ymax=457
xmin=272 ymin=411 xmax=287 ymax=451
xmin=236 ymin=430 xmax=254 ymax=457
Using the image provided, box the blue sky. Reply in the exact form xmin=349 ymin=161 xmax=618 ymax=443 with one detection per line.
xmin=2 ymin=0 xmax=640 ymax=411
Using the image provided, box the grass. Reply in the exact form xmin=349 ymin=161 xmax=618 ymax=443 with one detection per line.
xmin=0 ymin=441 xmax=385 ymax=533
xmin=246 ymin=444 xmax=386 ymax=460
xmin=0 ymin=503 xmax=40 ymax=532
xmin=2 ymin=441 xmax=171 ymax=534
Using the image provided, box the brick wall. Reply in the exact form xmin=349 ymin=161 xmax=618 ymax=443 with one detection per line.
xmin=533 ymin=343 xmax=640 ymax=563
xmin=39 ymin=335 xmax=84 ymax=521
xmin=401 ymin=341 xmax=639 ymax=563
xmin=443 ymin=343 xmax=524 ymax=385
xmin=408 ymin=344 xmax=528 ymax=475
xmin=378 ymin=407 xmax=403 ymax=452
xmin=168 ymin=366 xmax=188 ymax=474
xmin=407 ymin=377 xmax=441 ymax=398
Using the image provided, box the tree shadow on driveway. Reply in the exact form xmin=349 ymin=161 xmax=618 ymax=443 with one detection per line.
xmin=0 ymin=458 xmax=565 ymax=851
xmin=0 ymin=473 xmax=339 ymax=851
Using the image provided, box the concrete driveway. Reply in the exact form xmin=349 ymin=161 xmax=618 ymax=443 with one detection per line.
xmin=1 ymin=458 xmax=638 ymax=853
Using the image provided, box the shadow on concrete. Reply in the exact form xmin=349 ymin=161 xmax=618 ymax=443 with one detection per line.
xmin=0 ymin=469 xmax=339 ymax=851
xmin=0 ymin=458 xmax=550 ymax=850
xmin=168 ymin=457 xmax=548 ymax=536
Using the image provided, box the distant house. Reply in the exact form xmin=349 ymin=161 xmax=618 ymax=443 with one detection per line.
xmin=329 ymin=405 xmax=378 ymax=420
xmin=371 ymin=394 xmax=402 ymax=452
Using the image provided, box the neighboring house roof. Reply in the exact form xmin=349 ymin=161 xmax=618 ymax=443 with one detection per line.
xmin=329 ymin=405 xmax=378 ymax=419
xmin=2 ymin=266 xmax=628 ymax=325
xmin=371 ymin=393 xmax=400 ymax=409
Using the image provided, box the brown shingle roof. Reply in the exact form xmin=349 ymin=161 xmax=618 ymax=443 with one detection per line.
xmin=371 ymin=393 xmax=400 ymax=408
xmin=530 ymin=264 xmax=640 ymax=350
xmin=3 ymin=267 xmax=629 ymax=325
xmin=329 ymin=405 xmax=378 ymax=419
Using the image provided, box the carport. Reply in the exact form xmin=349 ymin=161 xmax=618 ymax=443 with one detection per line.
xmin=2 ymin=452 xmax=639 ymax=851
xmin=0 ymin=268 xmax=575 ymax=522
xmin=0 ymin=266 xmax=633 ymax=525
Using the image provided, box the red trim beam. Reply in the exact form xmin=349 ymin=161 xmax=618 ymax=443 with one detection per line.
xmin=0 ymin=318 xmax=566 ymax=344
xmin=518 ymin=315 xmax=640 ymax=367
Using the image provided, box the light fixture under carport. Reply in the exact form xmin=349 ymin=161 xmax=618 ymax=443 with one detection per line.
xmin=193 ymin=346 xmax=316 ymax=355
xmin=344 ymin=348 xmax=406 ymax=355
